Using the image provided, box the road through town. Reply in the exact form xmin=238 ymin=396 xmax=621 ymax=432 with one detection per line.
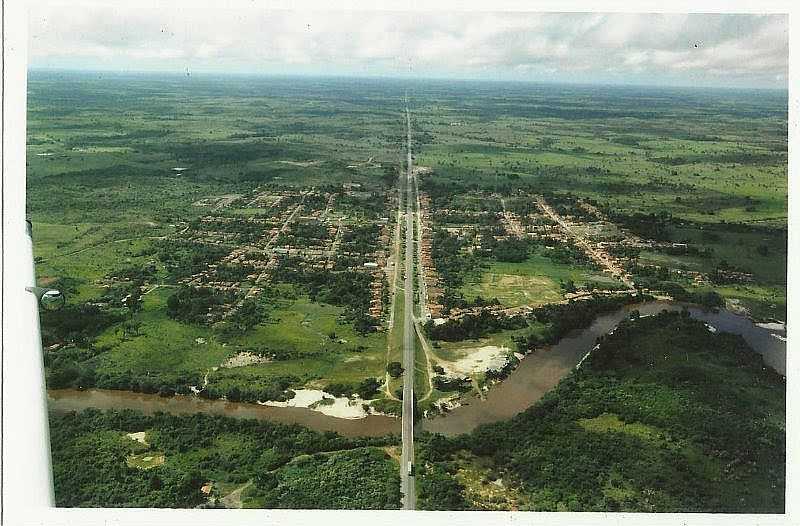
xmin=400 ymin=102 xmax=416 ymax=510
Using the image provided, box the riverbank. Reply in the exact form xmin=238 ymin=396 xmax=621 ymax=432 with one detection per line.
xmin=421 ymin=299 xmax=786 ymax=436
xmin=48 ymin=388 xmax=400 ymax=437
xmin=415 ymin=310 xmax=785 ymax=512
xmin=48 ymin=300 xmax=785 ymax=438
xmin=257 ymin=388 xmax=375 ymax=419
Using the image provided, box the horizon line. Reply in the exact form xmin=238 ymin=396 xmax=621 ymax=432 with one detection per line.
xmin=27 ymin=66 xmax=788 ymax=93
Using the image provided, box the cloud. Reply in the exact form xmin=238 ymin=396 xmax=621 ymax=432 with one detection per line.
xmin=27 ymin=8 xmax=788 ymax=88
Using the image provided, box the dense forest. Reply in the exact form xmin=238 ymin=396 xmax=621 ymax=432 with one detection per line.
xmin=417 ymin=311 xmax=785 ymax=512
xmin=49 ymin=409 xmax=401 ymax=508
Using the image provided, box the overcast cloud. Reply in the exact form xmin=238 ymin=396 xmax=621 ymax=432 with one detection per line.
xmin=28 ymin=8 xmax=788 ymax=88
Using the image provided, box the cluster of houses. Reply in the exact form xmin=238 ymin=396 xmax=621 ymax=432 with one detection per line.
xmin=424 ymin=191 xmax=729 ymax=321
xmin=418 ymin=192 xmax=445 ymax=319
xmin=500 ymin=206 xmax=526 ymax=238
xmin=535 ymin=196 xmax=636 ymax=288
xmin=369 ymin=223 xmax=392 ymax=319
xmin=170 ymin=186 xmax=391 ymax=324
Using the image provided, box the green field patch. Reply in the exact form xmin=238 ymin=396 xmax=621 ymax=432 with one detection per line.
xmin=386 ymin=278 xmax=405 ymax=396
xmin=638 ymin=250 xmax=705 ymax=271
xmin=670 ymin=226 xmax=786 ymax=284
xmin=94 ymin=293 xmax=233 ymax=375
xmin=126 ymin=452 xmax=166 ymax=470
xmin=578 ymin=412 xmax=661 ymax=441
xmin=710 ymin=283 xmax=786 ymax=320
xmin=235 ymin=296 xmax=375 ymax=350
xmin=415 ymin=331 xmax=431 ymax=398
xmin=225 ymin=296 xmax=387 ymax=382
xmin=450 ymin=450 xmax=529 ymax=510
xmin=37 ymin=237 xmax=157 ymax=304
xmin=460 ymin=251 xmax=621 ymax=308
xmin=600 ymin=468 xmax=638 ymax=504
xmin=31 ymin=222 xmax=107 ymax=260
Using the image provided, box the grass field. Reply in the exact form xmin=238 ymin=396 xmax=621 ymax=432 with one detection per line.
xmin=414 ymin=84 xmax=786 ymax=226
xmin=126 ymin=452 xmax=166 ymax=470
xmin=460 ymin=251 xmax=624 ymax=308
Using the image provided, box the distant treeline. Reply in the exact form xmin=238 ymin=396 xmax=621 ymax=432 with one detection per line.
xmin=652 ymin=151 xmax=786 ymax=167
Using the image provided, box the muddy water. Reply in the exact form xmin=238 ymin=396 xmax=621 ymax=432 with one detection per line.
xmin=421 ymin=301 xmax=786 ymax=436
xmin=48 ymin=301 xmax=784 ymax=439
xmin=48 ymin=389 xmax=400 ymax=438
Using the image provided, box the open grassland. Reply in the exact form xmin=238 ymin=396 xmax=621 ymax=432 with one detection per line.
xmin=30 ymin=72 xmax=406 ymax=404
xmin=460 ymin=251 xmax=624 ymax=308
xmin=414 ymin=83 xmax=785 ymax=225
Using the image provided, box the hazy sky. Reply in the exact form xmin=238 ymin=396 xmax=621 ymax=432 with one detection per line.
xmin=28 ymin=8 xmax=788 ymax=89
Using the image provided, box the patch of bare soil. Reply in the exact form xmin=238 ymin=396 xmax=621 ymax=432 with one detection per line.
xmin=220 ymin=351 xmax=271 ymax=368
xmin=125 ymin=431 xmax=148 ymax=446
xmin=221 ymin=481 xmax=253 ymax=509
xmin=279 ymin=160 xmax=320 ymax=167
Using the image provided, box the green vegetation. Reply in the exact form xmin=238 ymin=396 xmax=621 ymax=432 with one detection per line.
xmin=30 ymin=72 xmax=785 ymax=510
xmin=166 ymin=286 xmax=235 ymax=324
xmin=460 ymin=249 xmax=623 ymax=308
xmin=126 ymin=452 xmax=166 ymax=470
xmin=425 ymin=293 xmax=644 ymax=346
xmin=386 ymin=361 xmax=403 ymax=378
xmin=415 ymin=83 xmax=786 ymax=320
xmin=417 ymin=85 xmax=786 ymax=225
xmin=417 ymin=311 xmax=785 ymax=512
xmin=29 ymin=72 xmax=403 ymax=405
xmin=246 ymin=447 xmax=401 ymax=509
xmin=50 ymin=409 xmax=400 ymax=508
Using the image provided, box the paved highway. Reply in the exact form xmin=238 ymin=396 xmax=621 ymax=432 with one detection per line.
xmin=400 ymin=102 xmax=416 ymax=510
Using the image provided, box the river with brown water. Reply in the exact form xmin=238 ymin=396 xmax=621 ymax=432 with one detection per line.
xmin=48 ymin=301 xmax=785 ymax=437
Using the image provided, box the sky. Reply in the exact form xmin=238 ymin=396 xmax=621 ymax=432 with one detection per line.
xmin=28 ymin=8 xmax=788 ymax=89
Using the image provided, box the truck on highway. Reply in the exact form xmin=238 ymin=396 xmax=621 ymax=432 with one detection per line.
xmin=407 ymin=461 xmax=414 ymax=477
